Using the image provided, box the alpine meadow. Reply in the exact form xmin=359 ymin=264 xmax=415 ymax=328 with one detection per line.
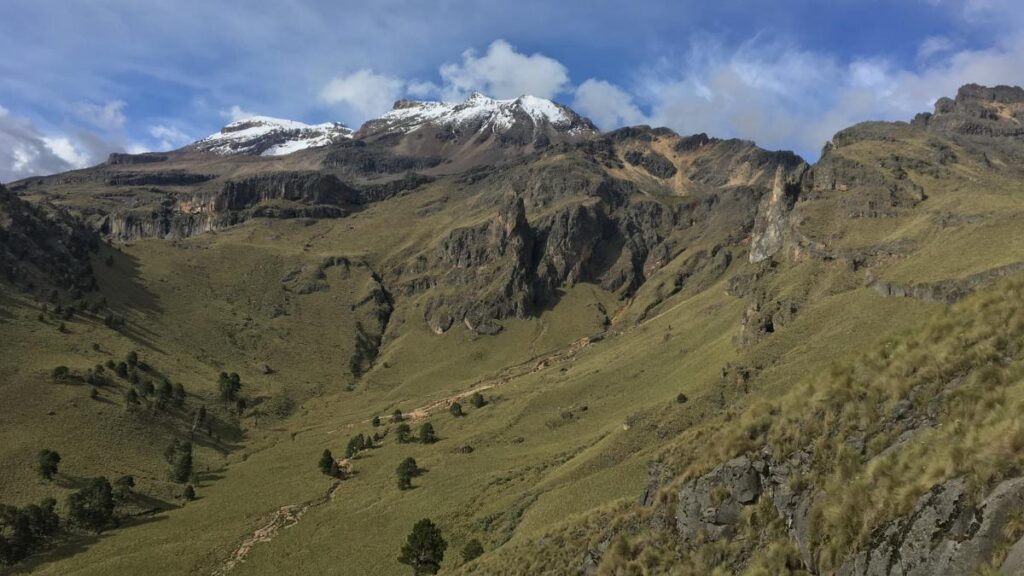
xmin=4 ymin=2 xmax=1024 ymax=575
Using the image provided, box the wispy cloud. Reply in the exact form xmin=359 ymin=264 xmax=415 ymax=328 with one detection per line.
xmin=148 ymin=124 xmax=192 ymax=150
xmin=75 ymin=100 xmax=127 ymax=131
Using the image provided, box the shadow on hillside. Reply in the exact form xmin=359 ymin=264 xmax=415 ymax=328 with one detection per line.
xmin=6 ymin=514 xmax=169 ymax=575
xmin=0 ymin=290 xmax=22 ymax=321
xmin=128 ymin=492 xmax=177 ymax=514
xmin=532 ymin=287 xmax=570 ymax=316
xmin=193 ymin=469 xmax=226 ymax=487
xmin=101 ymin=244 xmax=162 ymax=314
xmin=116 ymin=320 xmax=168 ymax=355
xmin=96 ymin=245 xmax=168 ymax=353
xmin=185 ymin=422 xmax=246 ymax=456
xmin=53 ymin=473 xmax=97 ymax=491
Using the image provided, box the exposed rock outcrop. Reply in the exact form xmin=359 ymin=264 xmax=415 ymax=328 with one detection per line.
xmin=424 ymin=197 xmax=536 ymax=334
xmin=624 ymin=149 xmax=677 ymax=178
xmin=99 ymin=171 xmax=361 ymax=240
xmin=106 ymin=152 xmax=169 ymax=165
xmin=872 ymin=261 xmax=1024 ymax=304
xmin=749 ymin=166 xmax=805 ymax=263
xmin=105 ymin=171 xmax=213 ymax=187
xmin=838 ymin=477 xmax=1024 ymax=576
xmin=670 ymin=450 xmax=1024 ymax=576
xmin=913 ymin=83 xmax=1024 ymax=138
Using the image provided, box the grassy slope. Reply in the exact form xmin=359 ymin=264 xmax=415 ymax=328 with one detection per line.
xmin=5 ymin=127 xmax=1024 ymax=575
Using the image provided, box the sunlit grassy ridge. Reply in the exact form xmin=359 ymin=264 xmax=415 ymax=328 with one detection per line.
xmin=464 ymin=277 xmax=1024 ymax=575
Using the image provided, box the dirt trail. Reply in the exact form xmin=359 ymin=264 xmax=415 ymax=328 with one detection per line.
xmin=214 ymin=480 xmax=343 ymax=574
xmin=400 ymin=334 xmax=597 ymax=422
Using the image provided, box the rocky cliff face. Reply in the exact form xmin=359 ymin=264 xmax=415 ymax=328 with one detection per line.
xmin=0 ymin=184 xmax=98 ymax=294
xmin=398 ymin=126 xmax=806 ymax=334
xmin=913 ymin=83 xmax=1024 ymax=138
xmin=666 ymin=452 xmax=1024 ymax=576
xmin=98 ymin=171 xmax=361 ymax=240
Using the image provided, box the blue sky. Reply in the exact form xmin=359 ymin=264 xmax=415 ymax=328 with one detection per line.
xmin=2 ymin=0 xmax=1023 ymax=181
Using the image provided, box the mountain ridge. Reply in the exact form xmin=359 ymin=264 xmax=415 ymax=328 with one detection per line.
xmin=4 ymin=83 xmax=1024 ymax=575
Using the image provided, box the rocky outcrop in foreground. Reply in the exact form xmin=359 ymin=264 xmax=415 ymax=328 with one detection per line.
xmin=668 ymin=453 xmax=1024 ymax=576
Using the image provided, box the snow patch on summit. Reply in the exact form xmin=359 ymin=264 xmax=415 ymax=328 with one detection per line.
xmin=368 ymin=92 xmax=592 ymax=137
xmin=193 ymin=116 xmax=353 ymax=156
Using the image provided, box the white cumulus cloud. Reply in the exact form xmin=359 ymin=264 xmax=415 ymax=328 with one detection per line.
xmin=572 ymin=79 xmax=647 ymax=130
xmin=0 ymin=105 xmax=130 ymax=182
xmin=42 ymin=136 xmax=90 ymax=168
xmin=627 ymin=30 xmax=1024 ymax=160
xmin=320 ymin=69 xmax=406 ymax=120
xmin=438 ymin=39 xmax=569 ymax=100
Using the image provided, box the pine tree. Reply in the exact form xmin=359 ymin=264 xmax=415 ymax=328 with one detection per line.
xmin=124 ymin=388 xmax=139 ymax=408
xmin=66 ymin=477 xmax=115 ymax=533
xmin=371 ymin=415 xmax=381 ymax=427
xmin=37 ymin=450 xmax=61 ymax=480
xmin=392 ymin=409 xmax=404 ymax=423
xmin=218 ymin=372 xmax=242 ymax=402
xmin=449 ymin=402 xmax=464 ymax=417
xmin=470 ymin=392 xmax=486 ymax=408
xmin=397 ymin=518 xmax=447 ymax=574
xmin=396 ymin=423 xmax=412 ymax=443
xmin=173 ymin=383 xmax=186 ymax=407
xmin=113 ymin=475 xmax=135 ymax=502
xmin=418 ymin=423 xmax=438 ymax=444
xmin=396 ymin=457 xmax=419 ymax=490
xmin=319 ymin=449 xmax=340 ymax=478
xmin=345 ymin=434 xmax=366 ymax=459
xmin=164 ymin=440 xmax=193 ymax=483
xmin=0 ymin=498 xmax=60 ymax=565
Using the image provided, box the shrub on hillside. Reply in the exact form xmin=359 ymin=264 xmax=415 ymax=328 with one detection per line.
xmin=37 ymin=450 xmax=60 ymax=480
xmin=51 ymin=366 xmax=70 ymax=381
xmin=462 ymin=539 xmax=484 ymax=562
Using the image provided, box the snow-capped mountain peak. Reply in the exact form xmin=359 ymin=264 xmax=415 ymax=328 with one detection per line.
xmin=359 ymin=92 xmax=597 ymax=139
xmin=191 ymin=116 xmax=353 ymax=156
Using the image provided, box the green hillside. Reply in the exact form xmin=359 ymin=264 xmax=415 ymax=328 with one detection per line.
xmin=3 ymin=84 xmax=1024 ymax=575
